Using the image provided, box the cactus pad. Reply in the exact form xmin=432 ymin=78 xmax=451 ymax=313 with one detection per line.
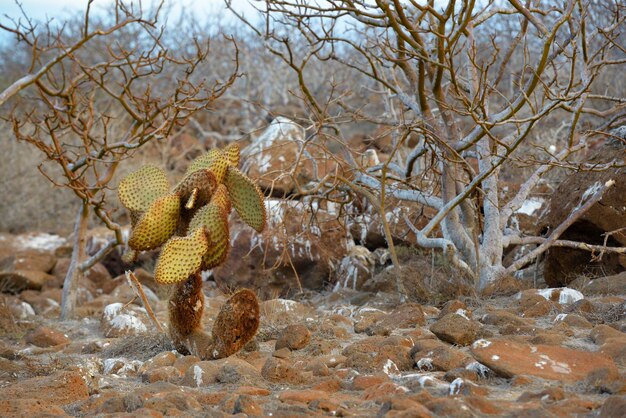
xmin=188 ymin=203 xmax=230 ymax=268
xmin=128 ymin=194 xmax=181 ymax=250
xmin=118 ymin=165 xmax=169 ymax=212
xmin=211 ymin=288 xmax=260 ymax=358
xmin=154 ymin=228 xmax=209 ymax=284
xmin=224 ymin=166 xmax=266 ymax=232
xmin=173 ymin=169 xmax=217 ymax=209
xmin=223 ymin=143 xmax=240 ymax=167
xmin=210 ymin=184 xmax=232 ymax=214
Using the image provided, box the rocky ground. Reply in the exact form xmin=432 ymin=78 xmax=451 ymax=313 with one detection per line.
xmin=0 ymin=232 xmax=625 ymax=418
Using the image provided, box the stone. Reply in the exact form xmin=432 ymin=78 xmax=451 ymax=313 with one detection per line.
xmin=554 ymin=313 xmax=593 ymax=329
xmin=438 ymin=300 xmax=470 ymax=319
xmin=0 ymin=399 xmax=67 ymax=418
xmin=0 ymin=251 xmax=56 ymax=273
xmin=430 ymin=313 xmax=481 ymax=346
xmin=212 ymin=202 xmax=350 ymax=297
xmin=599 ymin=395 xmax=626 ymax=417
xmin=216 ymin=358 xmax=261 ymax=384
xmin=0 ymin=371 xmax=88 ymax=406
xmin=142 ymin=366 xmax=182 ymax=384
xmin=243 ymin=117 xmax=339 ymax=196
xmin=182 ymin=361 xmax=221 ymax=387
xmin=411 ymin=344 xmax=473 ymax=372
xmin=470 ymin=338 xmax=619 ymax=382
xmin=521 ymin=299 xmax=555 ymax=318
xmin=275 ymin=324 xmax=311 ymax=350
xmin=233 ymin=394 xmax=264 ymax=415
xmin=540 ymin=148 xmax=626 ymax=286
xmin=369 ymin=303 xmax=426 ymax=336
xmin=0 ymin=270 xmax=54 ymax=293
xmin=581 ymin=271 xmax=626 ymax=295
xmin=24 ymin=326 xmax=70 ymax=347
xmin=480 ymin=309 xmax=529 ymax=328
xmin=261 ymin=356 xmax=308 ymax=384
xmin=591 ymin=324 xmax=626 ymax=345
xmin=342 ymin=336 xmax=413 ymax=373
xmin=100 ymin=302 xmax=148 ymax=337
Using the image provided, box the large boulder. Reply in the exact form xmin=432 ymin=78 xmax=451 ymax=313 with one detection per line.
xmin=242 ymin=117 xmax=341 ymax=197
xmin=212 ymin=199 xmax=350 ymax=298
xmin=541 ymin=145 xmax=626 ymax=286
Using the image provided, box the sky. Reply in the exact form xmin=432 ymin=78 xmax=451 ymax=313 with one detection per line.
xmin=0 ymin=0 xmax=260 ymax=28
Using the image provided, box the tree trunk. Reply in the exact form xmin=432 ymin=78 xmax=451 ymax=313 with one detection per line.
xmin=60 ymin=202 xmax=89 ymax=320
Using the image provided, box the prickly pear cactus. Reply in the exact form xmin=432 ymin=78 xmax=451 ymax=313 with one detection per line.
xmin=118 ymin=143 xmax=267 ymax=284
xmin=118 ymin=143 xmax=266 ymax=359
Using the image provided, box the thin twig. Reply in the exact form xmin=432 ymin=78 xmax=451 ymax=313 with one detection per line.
xmin=125 ymin=270 xmax=164 ymax=333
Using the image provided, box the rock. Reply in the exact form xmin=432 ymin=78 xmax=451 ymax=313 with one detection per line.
xmin=142 ymin=366 xmax=182 ymax=384
xmin=438 ymin=300 xmax=471 ymax=319
xmin=581 ymin=271 xmax=626 ymax=295
xmin=233 ymin=394 xmax=264 ymax=415
xmin=470 ymin=338 xmax=619 ymax=382
xmin=0 ymin=270 xmax=55 ymax=293
xmin=342 ymin=336 xmax=413 ymax=373
xmin=355 ymin=303 xmax=425 ymax=336
xmin=216 ymin=357 xmax=262 ymax=384
xmin=139 ymin=351 xmax=177 ymax=373
xmin=0 ymin=371 xmax=88 ymax=406
xmin=243 ymin=117 xmax=339 ymax=196
xmin=411 ymin=344 xmax=473 ymax=372
xmin=554 ymin=313 xmax=593 ymax=328
xmin=52 ymin=258 xmax=113 ymax=292
xmin=0 ymin=251 xmax=56 ymax=273
xmin=24 ymin=326 xmax=70 ymax=348
xmin=591 ymin=324 xmax=626 ymax=345
xmin=430 ymin=313 xmax=481 ymax=346
xmin=480 ymin=309 xmax=529 ymax=328
xmin=521 ymin=299 xmax=555 ymax=318
xmin=0 ymin=399 xmax=67 ymax=418
xmin=212 ymin=201 xmax=350 ymax=297
xmin=275 ymin=324 xmax=311 ymax=350
xmin=541 ymin=148 xmax=626 ymax=286
xmin=534 ymin=287 xmax=585 ymax=304
xmin=599 ymin=395 xmax=626 ymax=417
xmin=182 ymin=361 xmax=220 ymax=387
xmin=172 ymin=355 xmax=200 ymax=374
xmin=262 ymin=356 xmax=309 ymax=384
xmin=480 ymin=274 xmax=522 ymax=297
xmin=101 ymin=302 xmax=148 ymax=337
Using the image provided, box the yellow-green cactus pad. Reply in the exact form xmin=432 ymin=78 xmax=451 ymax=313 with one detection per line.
xmin=118 ymin=165 xmax=169 ymax=212
xmin=223 ymin=143 xmax=240 ymax=167
xmin=224 ymin=166 xmax=266 ymax=233
xmin=211 ymin=184 xmax=232 ymax=214
xmin=154 ymin=228 xmax=209 ymax=284
xmin=186 ymin=149 xmax=230 ymax=183
xmin=188 ymin=203 xmax=230 ymax=269
xmin=128 ymin=194 xmax=181 ymax=251
xmin=173 ymin=169 xmax=217 ymax=209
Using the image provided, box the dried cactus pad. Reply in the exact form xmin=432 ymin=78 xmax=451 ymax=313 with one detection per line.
xmin=224 ymin=166 xmax=266 ymax=232
xmin=119 ymin=165 xmax=169 ymax=212
xmin=188 ymin=203 xmax=230 ymax=269
xmin=173 ymin=169 xmax=217 ymax=209
xmin=211 ymin=288 xmax=260 ymax=358
xmin=223 ymin=143 xmax=240 ymax=167
xmin=128 ymin=194 xmax=181 ymax=251
xmin=154 ymin=228 xmax=209 ymax=284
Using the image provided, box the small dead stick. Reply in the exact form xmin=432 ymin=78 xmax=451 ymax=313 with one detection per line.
xmin=125 ymin=270 xmax=164 ymax=333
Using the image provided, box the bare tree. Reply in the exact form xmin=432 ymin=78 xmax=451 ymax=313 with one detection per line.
xmin=231 ymin=0 xmax=626 ymax=292
xmin=1 ymin=1 xmax=238 ymax=318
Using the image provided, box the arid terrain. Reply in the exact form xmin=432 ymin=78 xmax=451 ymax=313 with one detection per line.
xmin=0 ymin=230 xmax=624 ymax=417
